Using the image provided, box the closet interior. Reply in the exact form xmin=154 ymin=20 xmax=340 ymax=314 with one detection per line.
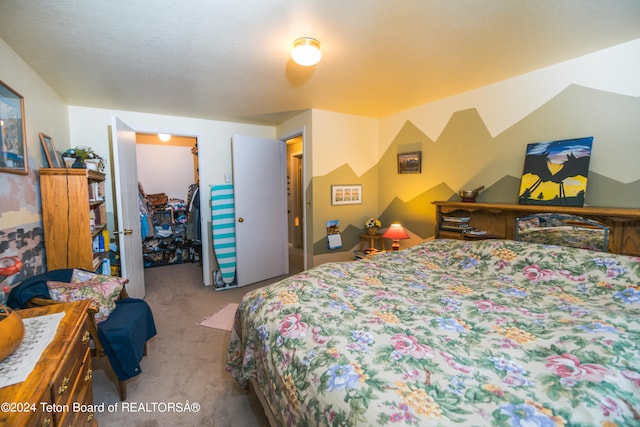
xmin=136 ymin=133 xmax=201 ymax=268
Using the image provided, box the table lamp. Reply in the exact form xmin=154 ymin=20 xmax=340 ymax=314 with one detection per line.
xmin=382 ymin=223 xmax=410 ymax=251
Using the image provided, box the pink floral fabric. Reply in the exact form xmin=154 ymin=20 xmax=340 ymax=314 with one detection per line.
xmin=47 ymin=270 xmax=125 ymax=323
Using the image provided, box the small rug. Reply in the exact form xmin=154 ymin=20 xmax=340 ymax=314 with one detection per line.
xmin=197 ymin=303 xmax=238 ymax=331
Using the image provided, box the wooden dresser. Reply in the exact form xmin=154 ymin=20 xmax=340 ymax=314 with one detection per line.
xmin=0 ymin=300 xmax=96 ymax=427
xmin=433 ymin=201 xmax=640 ymax=256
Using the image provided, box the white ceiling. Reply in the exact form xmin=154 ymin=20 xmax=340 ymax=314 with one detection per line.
xmin=1 ymin=1 xmax=639 ymax=125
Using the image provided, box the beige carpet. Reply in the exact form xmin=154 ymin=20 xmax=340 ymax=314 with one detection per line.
xmin=198 ymin=303 xmax=239 ymax=331
xmin=91 ymin=263 xmax=282 ymax=427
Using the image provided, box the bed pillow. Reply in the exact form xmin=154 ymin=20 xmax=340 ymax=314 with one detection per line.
xmin=46 ymin=270 xmax=125 ymax=323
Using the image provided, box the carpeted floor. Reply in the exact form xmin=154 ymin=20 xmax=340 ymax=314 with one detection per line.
xmin=91 ymin=262 xmax=281 ymax=426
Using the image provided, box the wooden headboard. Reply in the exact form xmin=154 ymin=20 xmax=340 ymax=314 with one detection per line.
xmin=433 ymin=201 xmax=640 ymax=257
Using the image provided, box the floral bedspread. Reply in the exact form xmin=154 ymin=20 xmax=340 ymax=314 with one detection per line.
xmin=226 ymin=239 xmax=640 ymax=426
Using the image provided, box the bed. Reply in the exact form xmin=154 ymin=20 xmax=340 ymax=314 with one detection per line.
xmin=226 ymin=238 xmax=640 ymax=426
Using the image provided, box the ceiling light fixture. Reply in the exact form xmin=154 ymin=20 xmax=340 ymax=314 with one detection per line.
xmin=291 ymin=37 xmax=322 ymax=66
xmin=158 ymin=133 xmax=171 ymax=142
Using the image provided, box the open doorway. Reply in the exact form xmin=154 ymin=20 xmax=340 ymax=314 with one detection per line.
xmin=286 ymin=135 xmax=304 ymax=275
xmin=135 ymin=133 xmax=202 ymax=271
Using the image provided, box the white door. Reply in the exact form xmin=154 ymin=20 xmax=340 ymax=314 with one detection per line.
xmin=232 ymin=134 xmax=288 ymax=287
xmin=111 ymin=117 xmax=146 ymax=298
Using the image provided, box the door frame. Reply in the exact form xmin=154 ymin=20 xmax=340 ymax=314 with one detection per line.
xmin=280 ymin=128 xmax=307 ymax=271
xmin=289 ymin=151 xmax=303 ymax=248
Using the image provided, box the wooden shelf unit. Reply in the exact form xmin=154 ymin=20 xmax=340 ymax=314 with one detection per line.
xmin=433 ymin=201 xmax=640 ymax=256
xmin=40 ymin=168 xmax=108 ymax=271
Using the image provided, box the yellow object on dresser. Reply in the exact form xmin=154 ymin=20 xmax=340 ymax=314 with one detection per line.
xmin=0 ymin=300 xmax=96 ymax=427
xmin=0 ymin=306 xmax=24 ymax=361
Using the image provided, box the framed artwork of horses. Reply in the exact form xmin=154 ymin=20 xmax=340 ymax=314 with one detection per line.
xmin=518 ymin=136 xmax=593 ymax=206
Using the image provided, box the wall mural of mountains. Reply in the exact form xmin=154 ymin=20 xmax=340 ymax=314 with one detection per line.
xmin=314 ymin=84 xmax=640 ymax=254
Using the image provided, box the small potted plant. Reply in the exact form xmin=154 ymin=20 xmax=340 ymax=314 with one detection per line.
xmin=62 ymin=146 xmax=105 ymax=171
xmin=365 ymin=217 xmax=382 ymax=235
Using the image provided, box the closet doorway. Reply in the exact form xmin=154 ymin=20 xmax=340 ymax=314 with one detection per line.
xmin=135 ymin=133 xmax=201 ymax=271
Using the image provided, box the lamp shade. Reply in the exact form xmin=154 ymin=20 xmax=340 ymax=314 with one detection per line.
xmin=383 ymin=223 xmax=409 ymax=251
xmin=382 ymin=223 xmax=410 ymax=240
xmin=291 ymin=37 xmax=322 ymax=66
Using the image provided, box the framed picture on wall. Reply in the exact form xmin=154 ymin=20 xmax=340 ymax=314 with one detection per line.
xmin=0 ymin=80 xmax=28 ymax=174
xmin=397 ymin=151 xmax=421 ymax=174
xmin=39 ymin=133 xmax=64 ymax=168
xmin=518 ymin=136 xmax=593 ymax=207
xmin=331 ymin=185 xmax=362 ymax=205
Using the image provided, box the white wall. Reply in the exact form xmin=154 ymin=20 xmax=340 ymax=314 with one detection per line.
xmin=136 ymin=144 xmax=194 ymax=200
xmin=68 ymin=106 xmax=276 ymax=286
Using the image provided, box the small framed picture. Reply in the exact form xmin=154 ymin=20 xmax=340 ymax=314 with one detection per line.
xmin=39 ymin=133 xmax=64 ymax=168
xmin=331 ymin=185 xmax=362 ymax=205
xmin=0 ymin=80 xmax=28 ymax=174
xmin=398 ymin=151 xmax=422 ymax=174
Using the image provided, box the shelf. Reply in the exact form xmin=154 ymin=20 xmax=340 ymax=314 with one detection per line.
xmin=92 ymin=252 xmax=108 ymax=271
xmin=91 ymin=224 xmax=106 ymax=239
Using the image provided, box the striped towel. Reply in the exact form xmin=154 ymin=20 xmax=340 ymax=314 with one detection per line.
xmin=211 ymin=185 xmax=236 ymax=285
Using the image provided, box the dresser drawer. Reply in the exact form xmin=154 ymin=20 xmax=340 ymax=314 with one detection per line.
xmin=25 ymin=406 xmax=54 ymax=427
xmin=50 ymin=321 xmax=91 ymax=405
xmin=56 ymin=361 xmax=96 ymax=427
xmin=56 ymin=347 xmax=94 ymax=427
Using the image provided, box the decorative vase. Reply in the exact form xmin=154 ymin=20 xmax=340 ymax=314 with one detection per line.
xmin=72 ymin=157 xmax=86 ymax=169
xmin=0 ymin=306 xmax=24 ymax=362
xmin=367 ymin=227 xmax=379 ymax=236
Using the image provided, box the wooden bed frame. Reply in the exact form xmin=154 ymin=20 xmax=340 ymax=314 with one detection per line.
xmin=515 ymin=213 xmax=610 ymax=251
xmin=248 ymin=378 xmax=278 ymax=427
xmin=433 ymin=201 xmax=640 ymax=256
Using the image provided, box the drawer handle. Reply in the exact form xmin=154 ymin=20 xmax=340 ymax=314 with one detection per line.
xmin=42 ymin=417 xmax=51 ymax=427
xmin=83 ymin=330 xmax=91 ymax=344
xmin=87 ymin=413 xmax=94 ymax=422
xmin=58 ymin=376 xmax=70 ymax=394
xmin=85 ymin=368 xmax=93 ymax=382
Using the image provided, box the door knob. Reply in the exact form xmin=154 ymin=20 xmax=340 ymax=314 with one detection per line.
xmin=123 ymin=229 xmax=133 ymax=235
xmin=238 ymin=217 xmax=244 ymax=223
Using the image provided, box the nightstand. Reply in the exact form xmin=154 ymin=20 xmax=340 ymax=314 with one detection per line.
xmin=359 ymin=233 xmax=386 ymax=251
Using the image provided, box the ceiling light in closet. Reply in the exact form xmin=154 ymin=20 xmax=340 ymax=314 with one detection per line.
xmin=158 ymin=133 xmax=171 ymax=142
xmin=291 ymin=37 xmax=322 ymax=66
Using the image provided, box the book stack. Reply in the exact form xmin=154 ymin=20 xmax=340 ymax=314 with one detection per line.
xmin=440 ymin=215 xmax=473 ymax=233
